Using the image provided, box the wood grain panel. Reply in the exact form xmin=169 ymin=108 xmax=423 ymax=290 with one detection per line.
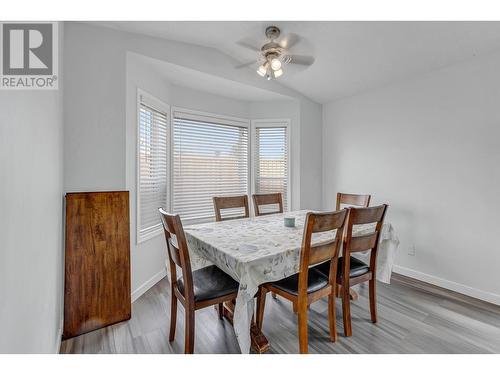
xmin=63 ymin=191 xmax=131 ymax=339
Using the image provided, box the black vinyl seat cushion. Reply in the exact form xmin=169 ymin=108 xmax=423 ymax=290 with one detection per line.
xmin=314 ymin=256 xmax=370 ymax=279
xmin=177 ymin=265 xmax=239 ymax=302
xmin=270 ymin=269 xmax=329 ymax=296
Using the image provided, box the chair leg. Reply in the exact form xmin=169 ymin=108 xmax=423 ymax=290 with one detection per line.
xmin=342 ymin=284 xmax=352 ymax=337
xmin=297 ymin=303 xmax=308 ymax=354
xmin=169 ymin=293 xmax=177 ymax=342
xmin=328 ymin=292 xmax=337 ymax=342
xmin=256 ymin=287 xmax=267 ymax=330
xmin=218 ymin=303 xmax=224 ymax=320
xmin=369 ymin=279 xmax=377 ymax=323
xmin=185 ymin=308 xmax=195 ymax=354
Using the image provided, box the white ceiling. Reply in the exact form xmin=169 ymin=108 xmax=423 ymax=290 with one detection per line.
xmin=99 ymin=21 xmax=500 ymax=103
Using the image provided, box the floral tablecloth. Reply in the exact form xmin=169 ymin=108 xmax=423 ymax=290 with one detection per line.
xmin=184 ymin=210 xmax=399 ymax=353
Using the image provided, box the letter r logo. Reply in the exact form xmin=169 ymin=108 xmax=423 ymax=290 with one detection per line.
xmin=2 ymin=23 xmax=53 ymax=75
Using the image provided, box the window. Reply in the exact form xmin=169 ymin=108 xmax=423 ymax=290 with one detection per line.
xmin=137 ymin=90 xmax=169 ymax=242
xmin=252 ymin=120 xmax=290 ymax=211
xmin=172 ymin=109 xmax=249 ymax=223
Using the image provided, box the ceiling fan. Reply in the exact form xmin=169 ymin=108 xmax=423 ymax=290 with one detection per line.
xmin=236 ymin=26 xmax=315 ymax=80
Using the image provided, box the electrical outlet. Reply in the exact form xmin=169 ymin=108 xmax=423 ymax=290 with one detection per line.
xmin=408 ymin=245 xmax=416 ymax=256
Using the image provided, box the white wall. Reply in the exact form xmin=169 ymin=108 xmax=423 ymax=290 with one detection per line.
xmin=323 ymin=51 xmax=500 ymax=304
xmin=171 ymin=84 xmax=249 ymax=119
xmin=64 ymin=24 xmax=126 ymax=192
xmin=299 ymin=100 xmax=323 ymax=210
xmin=0 ymin=25 xmax=64 ymax=352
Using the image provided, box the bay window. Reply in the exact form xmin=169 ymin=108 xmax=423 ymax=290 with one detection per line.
xmin=137 ymin=90 xmax=290 ymax=236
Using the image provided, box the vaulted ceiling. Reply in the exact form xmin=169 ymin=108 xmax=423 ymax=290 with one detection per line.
xmin=98 ymin=21 xmax=500 ymax=103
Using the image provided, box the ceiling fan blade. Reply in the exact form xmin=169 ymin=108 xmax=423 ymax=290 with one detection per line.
xmin=236 ymin=40 xmax=261 ymax=52
xmin=235 ymin=61 xmax=256 ymax=69
xmin=279 ymin=33 xmax=301 ymax=50
xmin=286 ymin=55 xmax=315 ymax=66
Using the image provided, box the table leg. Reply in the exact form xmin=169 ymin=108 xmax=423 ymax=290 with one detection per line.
xmin=218 ymin=299 xmax=270 ymax=353
xmin=215 ymin=288 xmax=356 ymax=354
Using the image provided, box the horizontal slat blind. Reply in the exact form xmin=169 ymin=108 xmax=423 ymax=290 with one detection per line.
xmin=254 ymin=125 xmax=289 ymax=211
xmin=173 ymin=113 xmax=249 ymax=222
xmin=138 ymin=102 xmax=168 ymax=239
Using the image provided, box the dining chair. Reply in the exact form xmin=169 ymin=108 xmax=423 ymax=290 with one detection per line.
xmin=314 ymin=204 xmax=388 ymax=337
xmin=256 ymin=209 xmax=348 ymax=353
xmin=159 ymin=208 xmax=239 ymax=354
xmin=213 ymin=195 xmax=249 ymax=222
xmin=252 ymin=192 xmax=283 ymax=216
xmin=336 ymin=192 xmax=371 ymax=210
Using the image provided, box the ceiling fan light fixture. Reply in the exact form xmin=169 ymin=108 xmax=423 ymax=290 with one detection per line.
xmin=238 ymin=25 xmax=314 ymax=81
xmin=257 ymin=63 xmax=268 ymax=77
xmin=270 ymin=58 xmax=282 ymax=71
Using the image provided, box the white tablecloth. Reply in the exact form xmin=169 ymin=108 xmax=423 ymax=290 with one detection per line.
xmin=184 ymin=210 xmax=399 ymax=353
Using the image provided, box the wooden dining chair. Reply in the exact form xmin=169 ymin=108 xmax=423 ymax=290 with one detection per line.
xmin=314 ymin=204 xmax=388 ymax=337
xmin=213 ymin=195 xmax=249 ymax=222
xmin=252 ymin=193 xmax=283 ymax=216
xmin=256 ymin=209 xmax=348 ymax=353
xmin=336 ymin=192 xmax=371 ymax=210
xmin=159 ymin=208 xmax=239 ymax=353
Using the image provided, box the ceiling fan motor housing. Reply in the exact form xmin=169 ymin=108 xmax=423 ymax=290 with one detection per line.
xmin=262 ymin=27 xmax=284 ymax=62
xmin=265 ymin=26 xmax=281 ymax=40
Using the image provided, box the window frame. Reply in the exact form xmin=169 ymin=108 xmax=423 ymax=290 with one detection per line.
xmin=250 ymin=119 xmax=292 ymax=212
xmin=170 ymin=106 xmax=251 ymax=225
xmin=136 ymin=88 xmax=171 ymax=244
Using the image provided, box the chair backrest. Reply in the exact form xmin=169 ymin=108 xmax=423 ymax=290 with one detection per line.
xmin=336 ymin=192 xmax=371 ymax=210
xmin=212 ymin=195 xmax=249 ymax=222
xmin=298 ymin=210 xmax=348 ymax=294
xmin=342 ymin=204 xmax=388 ymax=281
xmin=159 ymin=208 xmax=195 ymax=303
xmin=252 ymin=193 xmax=283 ymax=216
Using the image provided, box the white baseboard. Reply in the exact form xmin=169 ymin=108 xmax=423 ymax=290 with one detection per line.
xmin=131 ymin=268 xmax=167 ymax=303
xmin=393 ymin=265 xmax=500 ymax=306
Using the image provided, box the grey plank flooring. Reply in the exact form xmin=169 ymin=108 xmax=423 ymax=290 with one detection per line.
xmin=60 ymin=274 xmax=500 ymax=354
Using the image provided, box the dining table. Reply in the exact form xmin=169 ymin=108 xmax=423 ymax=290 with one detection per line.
xmin=184 ymin=209 xmax=400 ymax=354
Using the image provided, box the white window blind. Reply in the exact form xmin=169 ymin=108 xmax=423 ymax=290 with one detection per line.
xmin=172 ymin=111 xmax=249 ymax=222
xmin=254 ymin=122 xmax=289 ymax=211
xmin=137 ymin=95 xmax=168 ymax=242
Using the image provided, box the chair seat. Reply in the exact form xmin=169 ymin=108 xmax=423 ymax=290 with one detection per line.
xmin=177 ymin=265 xmax=239 ymax=302
xmin=315 ymin=256 xmax=370 ymax=279
xmin=270 ymin=269 xmax=329 ymax=296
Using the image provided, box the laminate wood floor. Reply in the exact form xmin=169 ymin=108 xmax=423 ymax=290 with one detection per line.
xmin=60 ymin=274 xmax=500 ymax=354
